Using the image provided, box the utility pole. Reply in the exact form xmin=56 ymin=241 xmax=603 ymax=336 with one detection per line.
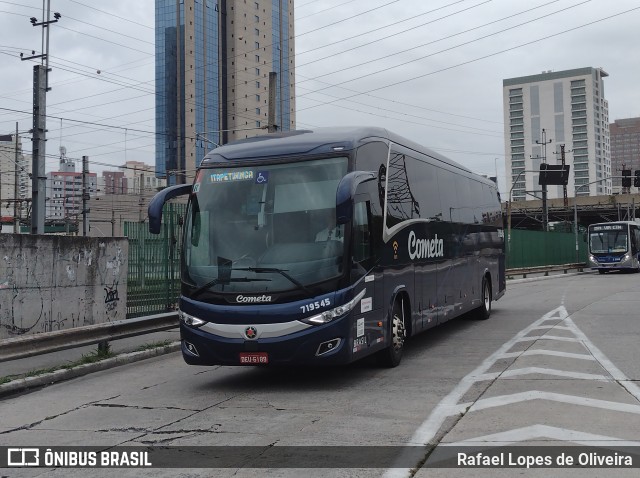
xmin=560 ymin=144 xmax=568 ymax=208
xmin=14 ymin=123 xmax=20 ymax=233
xmin=21 ymin=2 xmax=61 ymax=234
xmin=268 ymin=72 xmax=278 ymax=133
xmin=31 ymin=65 xmax=46 ymax=234
xmin=82 ymin=155 xmax=88 ymax=236
xmin=536 ymin=129 xmax=552 ymax=232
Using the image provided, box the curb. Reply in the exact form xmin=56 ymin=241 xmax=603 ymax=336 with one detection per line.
xmin=507 ymin=271 xmax=588 ymax=284
xmin=0 ymin=342 xmax=181 ymax=399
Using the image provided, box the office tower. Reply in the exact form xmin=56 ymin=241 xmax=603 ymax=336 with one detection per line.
xmin=155 ymin=0 xmax=295 ymax=184
xmin=503 ymin=67 xmax=610 ymax=201
xmin=610 ymin=117 xmax=640 ymax=191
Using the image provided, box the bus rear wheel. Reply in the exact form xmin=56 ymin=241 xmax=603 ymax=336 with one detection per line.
xmin=475 ymin=275 xmax=492 ymax=320
xmin=377 ymin=299 xmax=406 ymax=368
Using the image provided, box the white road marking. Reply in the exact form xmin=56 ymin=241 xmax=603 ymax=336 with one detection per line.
xmin=384 ymin=304 xmax=640 ymax=478
xmin=516 ymin=335 xmax=581 ymax=343
xmin=532 ymin=325 xmax=572 ymax=331
xmin=444 ymin=424 xmax=640 ymax=447
xmin=469 ymin=391 xmax=640 ymax=414
xmin=498 ymin=367 xmax=609 ymax=381
xmin=500 ymin=350 xmax=595 ymax=360
xmin=564 ymin=316 xmax=640 ymax=402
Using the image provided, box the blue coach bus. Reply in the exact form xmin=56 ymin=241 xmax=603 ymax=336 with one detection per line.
xmin=149 ymin=127 xmax=506 ymax=367
xmin=588 ymin=221 xmax=640 ymax=274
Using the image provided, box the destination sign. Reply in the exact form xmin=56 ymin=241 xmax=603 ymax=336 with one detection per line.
xmin=591 ymin=225 xmax=624 ymax=232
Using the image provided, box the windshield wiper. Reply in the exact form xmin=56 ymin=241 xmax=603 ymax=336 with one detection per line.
xmin=234 ymin=267 xmax=312 ymax=294
xmin=191 ymin=276 xmax=271 ymax=299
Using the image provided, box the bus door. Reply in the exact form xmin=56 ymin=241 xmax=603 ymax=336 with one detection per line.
xmin=350 ymin=197 xmax=384 ymax=355
xmin=632 ymin=226 xmax=640 ymax=262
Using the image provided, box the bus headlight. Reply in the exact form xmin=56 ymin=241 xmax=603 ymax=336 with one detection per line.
xmin=179 ymin=310 xmax=206 ymax=327
xmin=622 ymin=254 xmax=630 ymax=262
xmin=589 ymin=255 xmax=597 ymax=263
xmin=301 ymin=289 xmax=366 ymax=325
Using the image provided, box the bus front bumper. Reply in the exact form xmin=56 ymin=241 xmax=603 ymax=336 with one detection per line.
xmin=589 ymin=253 xmax=635 ymax=271
xmin=179 ymin=319 xmax=355 ymax=366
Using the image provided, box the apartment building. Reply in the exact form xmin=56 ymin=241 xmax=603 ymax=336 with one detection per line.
xmin=503 ymin=67 xmax=611 ymax=200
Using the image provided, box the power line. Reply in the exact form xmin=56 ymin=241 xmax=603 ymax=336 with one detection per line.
xmin=297 ymin=5 xmax=640 ymax=113
xmin=295 ymin=1 xmax=590 ymax=95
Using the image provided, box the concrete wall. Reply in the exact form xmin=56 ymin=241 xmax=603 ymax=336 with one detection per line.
xmin=0 ymin=234 xmax=127 ymax=339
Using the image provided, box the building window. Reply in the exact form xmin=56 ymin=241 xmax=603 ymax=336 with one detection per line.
xmin=256 ymin=94 xmax=260 ymax=101
xmin=255 ymin=54 xmax=260 ymax=62
xmin=256 ymin=108 xmax=261 ymax=115
xmin=256 ymin=121 xmax=261 ymax=128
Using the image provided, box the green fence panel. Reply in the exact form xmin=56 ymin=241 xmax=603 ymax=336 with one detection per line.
xmin=507 ymin=229 xmax=587 ymax=269
xmin=125 ymin=203 xmax=186 ymax=318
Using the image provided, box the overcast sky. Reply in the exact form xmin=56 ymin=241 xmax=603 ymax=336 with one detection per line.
xmin=1 ymin=0 xmax=639 ymax=193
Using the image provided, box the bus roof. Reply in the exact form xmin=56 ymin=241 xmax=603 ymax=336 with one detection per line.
xmin=201 ymin=126 xmax=475 ymax=176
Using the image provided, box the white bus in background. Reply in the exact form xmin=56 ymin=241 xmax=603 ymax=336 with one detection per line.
xmin=588 ymin=221 xmax=640 ymax=274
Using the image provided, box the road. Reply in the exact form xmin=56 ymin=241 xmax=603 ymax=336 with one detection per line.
xmin=1 ymin=271 xmax=639 ymax=477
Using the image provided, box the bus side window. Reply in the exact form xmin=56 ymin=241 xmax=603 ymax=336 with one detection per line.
xmin=353 ymin=201 xmax=372 ymax=266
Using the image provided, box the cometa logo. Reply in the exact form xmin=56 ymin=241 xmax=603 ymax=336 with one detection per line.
xmin=236 ymin=294 xmax=272 ymax=303
xmin=408 ymin=230 xmax=444 ymax=260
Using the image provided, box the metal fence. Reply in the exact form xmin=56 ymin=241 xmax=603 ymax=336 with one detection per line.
xmin=507 ymin=229 xmax=587 ymax=269
xmin=125 ymin=203 xmax=185 ymax=318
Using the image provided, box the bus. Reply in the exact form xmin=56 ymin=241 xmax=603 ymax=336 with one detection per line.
xmin=588 ymin=221 xmax=640 ymax=274
xmin=148 ymin=127 xmax=506 ymax=367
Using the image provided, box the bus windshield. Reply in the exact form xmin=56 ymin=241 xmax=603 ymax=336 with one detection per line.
xmin=589 ymin=229 xmax=628 ymax=254
xmin=183 ymin=156 xmax=349 ymax=296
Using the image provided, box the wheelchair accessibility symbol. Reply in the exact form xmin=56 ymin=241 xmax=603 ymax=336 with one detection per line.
xmin=255 ymin=171 xmax=269 ymax=184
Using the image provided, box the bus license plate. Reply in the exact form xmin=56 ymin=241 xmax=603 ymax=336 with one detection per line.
xmin=239 ymin=352 xmax=269 ymax=364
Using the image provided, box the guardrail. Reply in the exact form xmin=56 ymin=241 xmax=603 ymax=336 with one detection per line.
xmin=0 ymin=312 xmax=179 ymax=363
xmin=0 ymin=263 xmax=589 ymax=363
xmin=506 ymin=263 xmax=587 ymax=279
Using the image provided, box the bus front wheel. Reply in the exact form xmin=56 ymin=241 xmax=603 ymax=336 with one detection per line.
xmin=377 ymin=299 xmax=406 ymax=368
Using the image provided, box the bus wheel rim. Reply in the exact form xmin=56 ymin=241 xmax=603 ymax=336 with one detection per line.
xmin=484 ymin=281 xmax=490 ymax=311
xmin=392 ymin=311 xmax=405 ymax=350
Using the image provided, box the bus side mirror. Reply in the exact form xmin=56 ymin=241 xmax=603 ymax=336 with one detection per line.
xmin=335 ymin=171 xmax=376 ymax=225
xmin=148 ymin=184 xmax=191 ymax=234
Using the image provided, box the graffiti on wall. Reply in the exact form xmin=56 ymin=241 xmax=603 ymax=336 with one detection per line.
xmin=0 ymin=235 xmax=128 ymax=339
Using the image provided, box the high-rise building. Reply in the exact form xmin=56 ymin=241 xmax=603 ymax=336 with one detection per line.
xmin=155 ymin=0 xmax=295 ymax=184
xmin=0 ymin=134 xmax=31 ymax=224
xmin=119 ymin=160 xmax=166 ymax=194
xmin=46 ymin=154 xmax=97 ymax=221
xmin=503 ymin=67 xmax=610 ymax=201
xmin=610 ymin=117 xmax=640 ymax=190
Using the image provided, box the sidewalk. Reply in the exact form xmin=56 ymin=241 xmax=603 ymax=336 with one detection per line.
xmin=0 ymin=329 xmax=181 ymax=397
